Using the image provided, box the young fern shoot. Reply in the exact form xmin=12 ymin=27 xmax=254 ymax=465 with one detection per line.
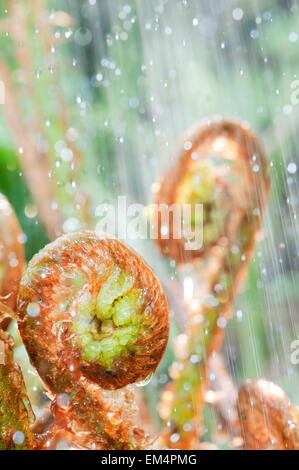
xmin=17 ymin=232 xmax=169 ymax=449
xmin=238 ymin=379 xmax=299 ymax=450
xmin=0 ymin=193 xmax=35 ymax=449
xmin=0 ymin=193 xmax=25 ymax=330
xmin=155 ymin=117 xmax=270 ymax=448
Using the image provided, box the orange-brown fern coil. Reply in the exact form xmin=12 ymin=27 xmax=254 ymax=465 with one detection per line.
xmin=0 ymin=193 xmax=25 ymax=329
xmin=17 ymin=231 xmax=169 ymax=391
xmin=238 ymin=379 xmax=299 ymax=450
xmin=155 ymin=116 xmax=270 ymax=264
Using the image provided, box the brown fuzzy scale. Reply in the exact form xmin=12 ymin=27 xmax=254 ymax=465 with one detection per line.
xmin=155 ymin=117 xmax=270 ymax=264
xmin=238 ymin=379 xmax=299 ymax=450
xmin=17 ymin=232 xmax=169 ymax=392
xmin=0 ymin=193 xmax=25 ymax=329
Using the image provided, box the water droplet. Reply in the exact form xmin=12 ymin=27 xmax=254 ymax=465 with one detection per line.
xmin=27 ymin=302 xmax=40 ymax=318
xmin=57 ymin=393 xmax=71 ymax=409
xmin=65 ymin=29 xmax=73 ymax=39
xmin=250 ymin=29 xmax=259 ymax=39
xmin=24 ymin=203 xmax=38 ymax=219
xmin=120 ymin=31 xmax=128 ymax=41
xmin=136 ymin=373 xmax=154 ymax=387
xmin=287 ymin=162 xmax=297 ymax=174
xmin=61 ymin=148 xmax=73 ymax=162
xmin=289 ymin=32 xmax=298 ymax=43
xmin=170 ymin=432 xmax=180 ymax=443
xmin=237 ymin=310 xmax=243 ymax=321
xmin=217 ymin=317 xmax=227 ymax=329
xmin=106 ymin=34 xmax=113 ymax=46
xmin=232 ymin=8 xmax=243 ymax=21
xmin=74 ymin=28 xmax=92 ymax=46
xmin=63 ymin=217 xmax=80 ymax=233
xmin=13 ymin=431 xmax=25 ymax=445
xmin=283 ymin=105 xmax=293 ymax=115
xmin=183 ymin=140 xmax=192 ymax=150
xmin=9 ymin=257 xmax=18 ymax=268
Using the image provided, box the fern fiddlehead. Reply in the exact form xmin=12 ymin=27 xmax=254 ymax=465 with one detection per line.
xmin=155 ymin=117 xmax=270 ymax=448
xmin=0 ymin=193 xmax=25 ymax=330
xmin=17 ymin=231 xmax=169 ymax=449
xmin=238 ymin=379 xmax=299 ymax=450
xmin=0 ymin=193 xmax=35 ymax=449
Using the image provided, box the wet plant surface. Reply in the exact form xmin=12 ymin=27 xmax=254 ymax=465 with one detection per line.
xmin=0 ymin=0 xmax=298 ymax=451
